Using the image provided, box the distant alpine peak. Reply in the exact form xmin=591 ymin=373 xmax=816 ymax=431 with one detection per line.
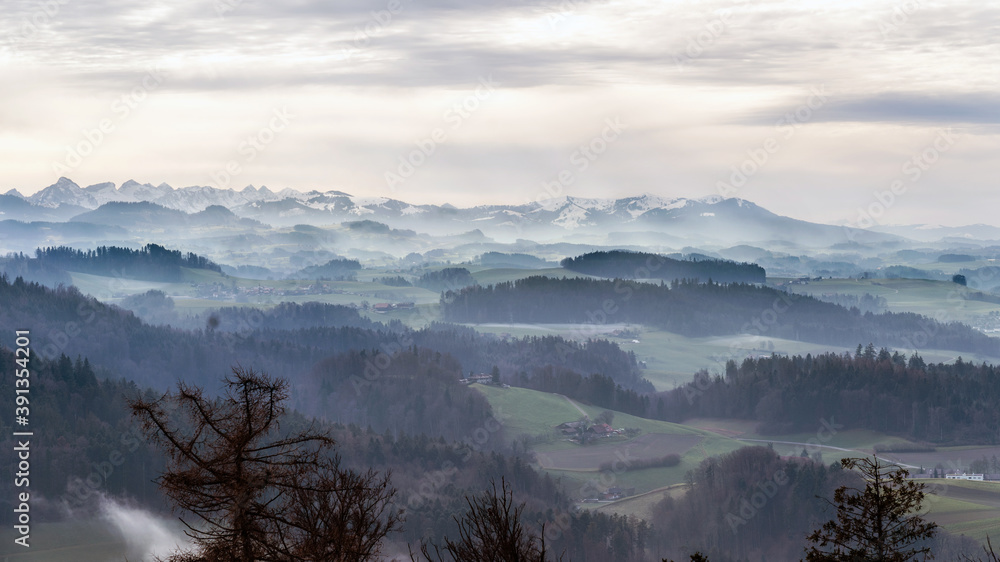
xmin=15 ymin=178 xmax=760 ymax=228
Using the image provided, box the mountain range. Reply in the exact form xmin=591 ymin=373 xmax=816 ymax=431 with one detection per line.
xmin=2 ymin=178 xmax=909 ymax=250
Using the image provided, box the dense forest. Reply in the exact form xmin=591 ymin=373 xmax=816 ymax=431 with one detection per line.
xmin=0 ymin=244 xmax=221 ymax=284
xmin=441 ymin=276 xmax=1000 ymax=357
xmin=0 ymin=348 xmax=167 ymax=519
xmin=657 ymin=348 xmax=1000 ymax=444
xmin=561 ymin=251 xmax=766 ymax=284
xmin=0 ymin=346 xmax=650 ymax=561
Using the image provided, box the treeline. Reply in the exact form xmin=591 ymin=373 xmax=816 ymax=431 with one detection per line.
xmin=561 ymin=251 xmax=765 ymax=284
xmin=518 ymin=368 xmax=653 ymax=415
xmin=1 ymin=244 xmax=221 ymax=284
xmin=376 ymin=275 xmax=412 ymax=286
xmin=810 ymin=292 xmax=887 ymax=313
xmin=658 ymin=348 xmax=1000 ymax=444
xmin=289 ymin=257 xmax=361 ymax=280
xmin=416 ymin=267 xmax=476 ymax=292
xmin=441 ymin=277 xmax=1000 ymax=357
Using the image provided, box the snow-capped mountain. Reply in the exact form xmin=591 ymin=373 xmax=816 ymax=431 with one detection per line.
xmin=3 ymin=178 xmax=902 ymax=247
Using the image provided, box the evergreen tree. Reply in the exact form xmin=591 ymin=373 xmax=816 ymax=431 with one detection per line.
xmin=805 ymin=456 xmax=936 ymax=561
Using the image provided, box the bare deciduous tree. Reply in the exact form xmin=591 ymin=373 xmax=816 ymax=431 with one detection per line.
xmin=130 ymin=366 xmax=400 ymax=561
xmin=413 ymin=478 xmax=560 ymax=562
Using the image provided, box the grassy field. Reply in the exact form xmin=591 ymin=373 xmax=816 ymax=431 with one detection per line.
xmin=473 ymin=385 xmax=745 ymax=497
xmin=683 ymin=418 xmax=922 ymax=450
xmin=775 ymin=277 xmax=1000 ymax=326
xmin=589 ymin=484 xmax=687 ymax=520
xmin=922 ymin=480 xmax=1000 ymax=543
xmin=69 ymin=268 xmax=1000 ymax=392
xmin=462 ymin=319 xmax=997 ymax=391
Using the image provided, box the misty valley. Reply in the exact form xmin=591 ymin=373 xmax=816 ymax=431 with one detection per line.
xmin=0 ymin=180 xmax=999 ymax=561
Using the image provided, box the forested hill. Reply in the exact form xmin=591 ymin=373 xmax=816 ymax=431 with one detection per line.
xmin=441 ymin=276 xmax=1000 ymax=357
xmin=658 ymin=350 xmax=1000 ymax=445
xmin=0 ymin=275 xmax=650 ymax=397
xmin=561 ymin=250 xmax=766 ymax=284
xmin=0 ymin=348 xmax=649 ymax=562
xmin=1 ymin=243 xmax=221 ymax=284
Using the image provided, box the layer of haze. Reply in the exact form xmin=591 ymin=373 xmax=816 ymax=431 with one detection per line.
xmin=1 ymin=0 xmax=998 ymax=226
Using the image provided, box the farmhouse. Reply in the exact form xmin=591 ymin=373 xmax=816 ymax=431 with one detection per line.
xmin=588 ymin=423 xmax=614 ymax=436
xmin=459 ymin=373 xmax=496 ymax=385
xmin=946 ymin=473 xmax=985 ymax=481
xmin=557 ymin=421 xmax=587 ymax=435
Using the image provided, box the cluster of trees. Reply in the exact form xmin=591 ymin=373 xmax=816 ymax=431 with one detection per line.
xmin=119 ymin=289 xmax=177 ymax=325
xmin=416 ymin=267 xmax=477 ymax=292
xmin=376 ymin=275 xmax=413 ymax=286
xmin=519 ymin=368 xmax=652 ymax=416
xmin=561 ymin=251 xmax=765 ymax=284
xmin=657 ymin=348 xmax=1000 ymax=444
xmin=809 ymin=292 xmax=887 ymax=314
xmin=289 ymin=257 xmax=362 ymax=280
xmin=441 ymin=277 xmax=1000 ymax=357
xmin=651 ymin=446 xmax=851 ymax=560
xmin=652 ymin=447 xmax=985 ymax=562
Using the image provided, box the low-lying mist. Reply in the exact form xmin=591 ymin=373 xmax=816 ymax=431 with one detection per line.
xmin=100 ymin=496 xmax=189 ymax=561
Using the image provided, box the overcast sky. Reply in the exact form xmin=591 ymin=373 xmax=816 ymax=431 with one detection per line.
xmin=1 ymin=0 xmax=998 ymax=226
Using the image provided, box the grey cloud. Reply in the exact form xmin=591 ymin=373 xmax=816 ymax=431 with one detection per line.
xmin=803 ymin=93 xmax=1000 ymax=125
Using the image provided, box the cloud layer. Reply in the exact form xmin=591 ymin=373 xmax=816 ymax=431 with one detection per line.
xmin=2 ymin=0 xmax=998 ymax=226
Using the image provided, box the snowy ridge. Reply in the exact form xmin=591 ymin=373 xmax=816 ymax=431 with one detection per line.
xmin=13 ymin=178 xmax=772 ymax=235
